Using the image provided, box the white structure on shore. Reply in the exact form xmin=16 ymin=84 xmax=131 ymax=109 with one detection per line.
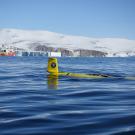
xmin=47 ymin=52 xmax=61 ymax=57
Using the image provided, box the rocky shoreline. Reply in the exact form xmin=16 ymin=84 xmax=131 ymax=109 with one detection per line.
xmin=34 ymin=45 xmax=107 ymax=57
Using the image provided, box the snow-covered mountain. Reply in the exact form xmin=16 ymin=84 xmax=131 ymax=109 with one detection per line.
xmin=0 ymin=28 xmax=135 ymax=57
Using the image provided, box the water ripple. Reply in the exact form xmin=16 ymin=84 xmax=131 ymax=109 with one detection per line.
xmin=0 ymin=57 xmax=135 ymax=135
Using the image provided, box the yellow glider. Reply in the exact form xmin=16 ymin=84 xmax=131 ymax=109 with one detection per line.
xmin=47 ymin=57 xmax=111 ymax=79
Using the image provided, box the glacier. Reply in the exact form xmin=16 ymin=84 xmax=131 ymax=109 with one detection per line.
xmin=0 ymin=28 xmax=135 ymax=57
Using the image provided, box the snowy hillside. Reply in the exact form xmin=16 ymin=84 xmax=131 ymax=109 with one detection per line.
xmin=0 ymin=28 xmax=135 ymax=57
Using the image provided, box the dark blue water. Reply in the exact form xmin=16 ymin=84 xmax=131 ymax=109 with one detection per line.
xmin=0 ymin=57 xmax=135 ymax=135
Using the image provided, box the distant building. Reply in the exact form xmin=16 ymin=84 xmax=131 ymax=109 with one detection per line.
xmin=47 ymin=52 xmax=61 ymax=57
xmin=73 ymin=50 xmax=80 ymax=57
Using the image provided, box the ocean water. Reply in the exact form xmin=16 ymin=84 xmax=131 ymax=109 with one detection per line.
xmin=0 ymin=57 xmax=135 ymax=135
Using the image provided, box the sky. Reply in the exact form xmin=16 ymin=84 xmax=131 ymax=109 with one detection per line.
xmin=0 ymin=0 xmax=135 ymax=39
